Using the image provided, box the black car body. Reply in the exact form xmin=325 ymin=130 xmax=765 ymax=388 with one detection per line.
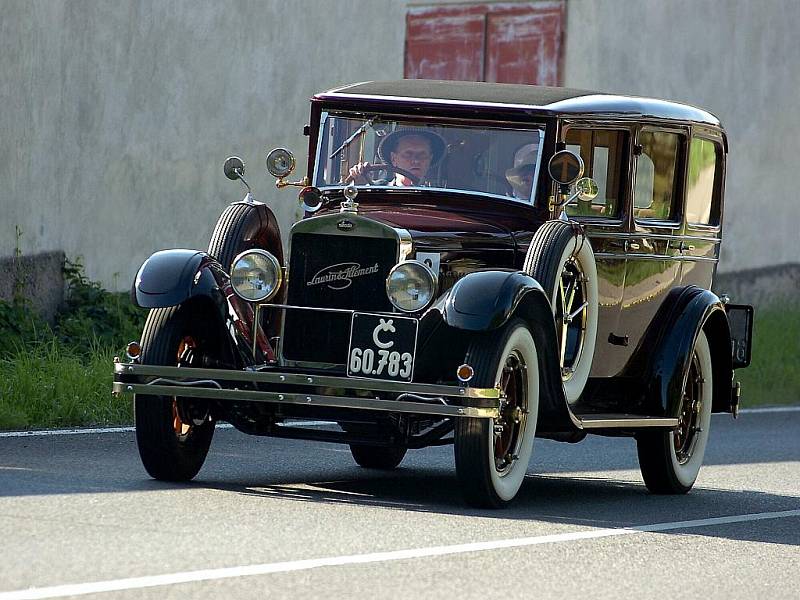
xmin=116 ymin=80 xmax=753 ymax=507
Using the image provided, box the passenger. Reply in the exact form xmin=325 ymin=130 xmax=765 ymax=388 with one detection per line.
xmin=505 ymin=142 xmax=539 ymax=201
xmin=348 ymin=128 xmax=446 ymax=186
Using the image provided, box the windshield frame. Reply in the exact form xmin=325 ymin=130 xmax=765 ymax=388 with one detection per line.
xmin=312 ymin=110 xmax=546 ymax=206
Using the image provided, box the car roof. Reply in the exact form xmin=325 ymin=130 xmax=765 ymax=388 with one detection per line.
xmin=316 ymin=80 xmax=721 ymax=127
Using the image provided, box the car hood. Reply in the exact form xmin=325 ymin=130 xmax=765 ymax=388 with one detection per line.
xmin=353 ymin=204 xmax=516 ymax=252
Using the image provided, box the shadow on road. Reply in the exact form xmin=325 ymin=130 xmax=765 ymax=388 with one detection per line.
xmin=1 ymin=412 xmax=798 ymax=548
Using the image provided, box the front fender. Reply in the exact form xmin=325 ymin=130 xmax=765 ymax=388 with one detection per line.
xmin=131 ymin=249 xmax=270 ymax=366
xmin=625 ymin=286 xmax=733 ymax=417
xmin=433 ymin=270 xmax=575 ymax=434
xmin=132 ymin=249 xmax=220 ymax=309
xmin=435 ymin=270 xmax=550 ymax=332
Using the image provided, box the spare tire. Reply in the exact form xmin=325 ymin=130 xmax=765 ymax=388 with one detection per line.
xmin=523 ymin=220 xmax=598 ymax=404
xmin=207 ymin=201 xmax=284 ymax=275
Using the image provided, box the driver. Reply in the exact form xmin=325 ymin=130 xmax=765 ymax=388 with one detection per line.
xmin=347 ymin=128 xmax=446 ymax=186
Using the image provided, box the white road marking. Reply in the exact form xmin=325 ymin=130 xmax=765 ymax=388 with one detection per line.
xmin=1 ymin=509 xmax=798 ymax=600
xmin=0 ymin=421 xmax=336 ymax=438
xmin=730 ymin=406 xmax=800 ymax=414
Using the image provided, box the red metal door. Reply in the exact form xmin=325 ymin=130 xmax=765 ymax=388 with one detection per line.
xmin=405 ymin=2 xmax=565 ymax=85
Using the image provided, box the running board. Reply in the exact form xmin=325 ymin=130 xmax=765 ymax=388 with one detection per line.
xmin=575 ymin=414 xmax=679 ymax=429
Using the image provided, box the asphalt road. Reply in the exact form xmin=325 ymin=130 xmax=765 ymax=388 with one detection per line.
xmin=1 ymin=408 xmax=799 ymax=599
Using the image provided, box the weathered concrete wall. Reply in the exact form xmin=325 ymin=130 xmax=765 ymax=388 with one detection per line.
xmin=2 ymin=0 xmax=799 ymax=290
xmin=0 ymin=0 xmax=409 ymax=289
xmin=714 ymin=263 xmax=800 ymax=310
xmin=0 ymin=251 xmax=65 ymax=323
xmin=564 ymin=0 xmax=800 ymax=271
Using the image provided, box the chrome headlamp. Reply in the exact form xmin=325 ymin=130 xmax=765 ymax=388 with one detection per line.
xmin=386 ymin=260 xmax=437 ymax=313
xmin=230 ymin=250 xmax=282 ymax=302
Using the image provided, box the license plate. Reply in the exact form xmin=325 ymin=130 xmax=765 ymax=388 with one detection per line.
xmin=726 ymin=304 xmax=754 ymax=368
xmin=347 ymin=313 xmax=418 ymax=382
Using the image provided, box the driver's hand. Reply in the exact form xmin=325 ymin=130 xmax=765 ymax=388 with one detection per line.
xmin=346 ymin=162 xmax=371 ymax=185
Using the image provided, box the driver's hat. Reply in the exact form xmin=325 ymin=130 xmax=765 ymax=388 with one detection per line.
xmin=378 ymin=128 xmax=447 ymax=164
xmin=505 ymin=143 xmax=540 ymax=179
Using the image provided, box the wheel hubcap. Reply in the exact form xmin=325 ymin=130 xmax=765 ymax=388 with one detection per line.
xmin=494 ymin=351 xmax=528 ymax=474
xmin=674 ymin=353 xmax=703 ymax=464
xmin=172 ymin=336 xmax=197 ymax=437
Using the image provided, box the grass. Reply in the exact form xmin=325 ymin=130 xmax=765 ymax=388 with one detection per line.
xmin=0 ymin=258 xmax=145 ymax=430
xmin=0 ymin=341 xmax=129 ymax=430
xmin=736 ymin=302 xmax=800 ymax=408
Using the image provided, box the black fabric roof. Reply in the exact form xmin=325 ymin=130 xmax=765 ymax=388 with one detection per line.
xmin=322 ymin=80 xmax=591 ymax=106
xmin=316 ymin=80 xmax=721 ymax=126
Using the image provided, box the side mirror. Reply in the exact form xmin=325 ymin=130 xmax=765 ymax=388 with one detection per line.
xmin=548 ymin=150 xmax=584 ymax=186
xmin=223 ymin=156 xmax=245 ymax=181
xmin=575 ymin=177 xmax=599 ymax=202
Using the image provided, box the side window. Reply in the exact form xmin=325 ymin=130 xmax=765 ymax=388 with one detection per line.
xmin=634 ymin=131 xmax=682 ymax=221
xmin=563 ymin=128 xmax=628 ymax=219
xmin=686 ymin=137 xmax=722 ymax=226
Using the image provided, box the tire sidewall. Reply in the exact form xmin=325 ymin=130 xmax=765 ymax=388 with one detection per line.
xmin=668 ymin=329 xmax=713 ymax=488
xmin=543 ymin=233 xmax=598 ymax=404
xmin=486 ymin=324 xmax=540 ymax=502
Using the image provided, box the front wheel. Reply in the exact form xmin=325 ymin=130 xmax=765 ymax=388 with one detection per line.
xmin=454 ymin=319 xmax=539 ymax=508
xmin=636 ymin=329 xmax=713 ymax=494
xmin=134 ymin=306 xmax=216 ymax=481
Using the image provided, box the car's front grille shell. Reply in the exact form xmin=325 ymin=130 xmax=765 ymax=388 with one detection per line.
xmin=282 ymin=232 xmax=397 ymax=365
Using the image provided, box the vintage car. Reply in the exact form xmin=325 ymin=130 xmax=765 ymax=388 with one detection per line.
xmin=114 ymin=80 xmax=753 ymax=508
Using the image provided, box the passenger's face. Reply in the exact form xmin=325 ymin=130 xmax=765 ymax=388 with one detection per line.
xmin=390 ymin=135 xmax=433 ymax=180
xmin=515 ymin=166 xmax=535 ymax=199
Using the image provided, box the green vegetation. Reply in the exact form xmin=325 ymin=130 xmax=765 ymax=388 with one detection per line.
xmin=736 ymin=302 xmax=800 ymax=408
xmin=0 ymin=259 xmax=145 ymax=430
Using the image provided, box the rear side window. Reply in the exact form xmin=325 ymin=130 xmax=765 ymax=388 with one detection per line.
xmin=634 ymin=130 xmax=682 ymax=222
xmin=686 ymin=137 xmax=722 ymax=226
xmin=563 ymin=128 xmax=628 ymax=219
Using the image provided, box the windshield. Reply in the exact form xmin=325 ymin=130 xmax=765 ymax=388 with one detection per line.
xmin=314 ymin=113 xmax=544 ymax=203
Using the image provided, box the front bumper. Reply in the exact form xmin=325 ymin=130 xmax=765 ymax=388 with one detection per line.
xmin=113 ymin=361 xmax=501 ymax=419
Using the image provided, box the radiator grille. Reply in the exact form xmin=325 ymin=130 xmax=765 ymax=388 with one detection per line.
xmin=282 ymin=233 xmax=397 ymax=364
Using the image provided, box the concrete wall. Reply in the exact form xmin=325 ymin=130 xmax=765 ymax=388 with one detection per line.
xmin=2 ymin=0 xmax=798 ymax=290
xmin=0 ymin=0 xmax=410 ymax=289
xmin=564 ymin=0 xmax=800 ymax=270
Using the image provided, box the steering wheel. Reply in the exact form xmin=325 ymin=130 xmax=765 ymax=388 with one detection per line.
xmin=355 ymin=163 xmax=420 ymax=186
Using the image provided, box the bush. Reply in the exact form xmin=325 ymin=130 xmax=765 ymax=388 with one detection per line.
xmin=0 ymin=258 xmax=146 ymax=429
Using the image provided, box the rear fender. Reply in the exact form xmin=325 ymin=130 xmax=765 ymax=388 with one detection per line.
xmin=625 ymin=286 xmax=733 ymax=416
xmin=433 ymin=270 xmax=575 ymax=433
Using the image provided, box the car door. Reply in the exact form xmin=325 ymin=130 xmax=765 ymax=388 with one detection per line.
xmin=615 ymin=126 xmax=687 ymax=362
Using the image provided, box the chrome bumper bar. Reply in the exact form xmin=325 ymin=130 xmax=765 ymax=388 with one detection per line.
xmin=113 ymin=362 xmax=500 ymax=419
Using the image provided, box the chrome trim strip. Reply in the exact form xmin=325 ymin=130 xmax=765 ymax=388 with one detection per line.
xmin=578 ymin=415 xmax=679 ymax=429
xmin=593 ymin=253 xmax=718 ymax=263
xmin=114 ymin=363 xmax=499 ymax=399
xmin=586 ymin=231 xmax=720 ymax=243
xmin=113 ymin=382 xmax=499 ymax=419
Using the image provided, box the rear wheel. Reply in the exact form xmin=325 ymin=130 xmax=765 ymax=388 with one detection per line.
xmin=637 ymin=329 xmax=713 ymax=494
xmin=134 ymin=305 xmax=216 ymax=481
xmin=349 ymin=445 xmax=407 ymax=470
xmin=454 ymin=319 xmax=539 ymax=508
